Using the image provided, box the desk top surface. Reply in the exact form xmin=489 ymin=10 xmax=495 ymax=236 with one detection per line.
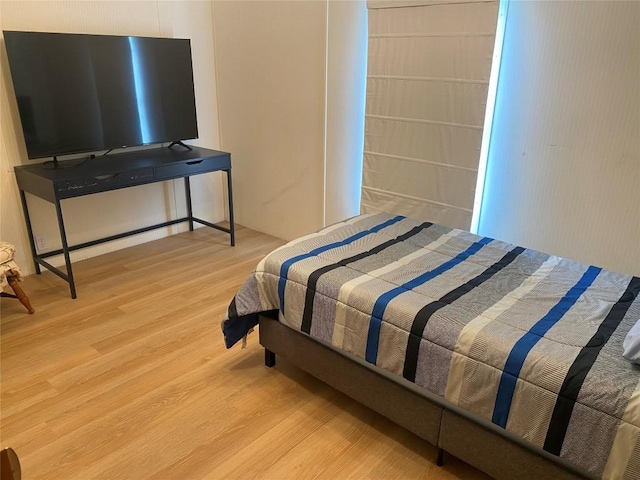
xmin=15 ymin=146 xmax=230 ymax=181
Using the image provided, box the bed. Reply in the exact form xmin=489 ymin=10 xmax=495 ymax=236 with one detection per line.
xmin=222 ymin=213 xmax=640 ymax=479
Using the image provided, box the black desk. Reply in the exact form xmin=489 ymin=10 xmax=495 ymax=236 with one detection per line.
xmin=15 ymin=146 xmax=234 ymax=298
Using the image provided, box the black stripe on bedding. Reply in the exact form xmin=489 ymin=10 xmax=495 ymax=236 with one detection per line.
xmin=543 ymin=275 xmax=640 ymax=456
xmin=403 ymin=246 xmax=526 ymax=382
xmin=300 ymin=222 xmax=433 ymax=334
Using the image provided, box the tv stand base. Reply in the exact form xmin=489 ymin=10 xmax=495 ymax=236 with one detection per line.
xmin=168 ymin=141 xmax=193 ymax=150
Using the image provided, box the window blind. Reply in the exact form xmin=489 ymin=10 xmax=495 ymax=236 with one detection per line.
xmin=362 ymin=0 xmax=498 ymax=229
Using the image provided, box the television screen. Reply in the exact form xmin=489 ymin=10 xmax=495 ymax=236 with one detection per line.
xmin=3 ymin=31 xmax=199 ymax=159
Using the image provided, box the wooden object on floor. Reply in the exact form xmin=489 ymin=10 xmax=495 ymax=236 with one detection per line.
xmin=0 ymin=448 xmax=21 ymax=480
xmin=2 ymin=275 xmax=35 ymax=314
xmin=0 ymin=226 xmax=489 ymax=480
xmin=0 ymin=242 xmax=34 ymax=314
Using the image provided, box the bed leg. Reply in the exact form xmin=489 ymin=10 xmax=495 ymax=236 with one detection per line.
xmin=265 ymin=349 xmax=276 ymax=367
xmin=436 ymin=448 xmax=444 ymax=467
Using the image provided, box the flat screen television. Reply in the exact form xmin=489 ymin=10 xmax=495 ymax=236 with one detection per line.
xmin=3 ymin=31 xmax=199 ymax=160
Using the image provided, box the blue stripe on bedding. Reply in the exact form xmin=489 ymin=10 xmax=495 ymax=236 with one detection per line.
xmin=277 ymin=215 xmax=405 ymax=314
xmin=365 ymin=236 xmax=493 ymax=364
xmin=491 ymin=265 xmax=602 ymax=428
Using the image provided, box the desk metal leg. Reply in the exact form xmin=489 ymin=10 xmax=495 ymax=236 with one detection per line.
xmin=19 ymin=190 xmax=41 ymax=274
xmin=54 ymin=197 xmax=76 ymax=299
xmin=227 ymin=169 xmax=235 ymax=247
xmin=184 ymin=176 xmax=194 ymax=231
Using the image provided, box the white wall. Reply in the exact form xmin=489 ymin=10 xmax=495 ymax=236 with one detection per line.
xmin=213 ymin=0 xmax=367 ymax=240
xmin=478 ymin=0 xmax=640 ymax=276
xmin=212 ymin=0 xmax=326 ymax=241
xmin=0 ymin=1 xmax=224 ymax=274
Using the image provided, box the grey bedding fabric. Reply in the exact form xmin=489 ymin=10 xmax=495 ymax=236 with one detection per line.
xmin=624 ymin=320 xmax=640 ymax=365
xmin=223 ymin=213 xmax=640 ymax=479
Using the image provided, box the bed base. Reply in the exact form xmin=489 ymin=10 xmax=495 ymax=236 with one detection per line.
xmin=258 ymin=316 xmax=589 ymax=480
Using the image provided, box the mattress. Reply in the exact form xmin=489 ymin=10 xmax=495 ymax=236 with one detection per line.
xmin=223 ymin=213 xmax=640 ymax=479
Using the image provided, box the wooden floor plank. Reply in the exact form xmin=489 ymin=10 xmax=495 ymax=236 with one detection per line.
xmin=1 ymin=226 xmax=489 ymax=479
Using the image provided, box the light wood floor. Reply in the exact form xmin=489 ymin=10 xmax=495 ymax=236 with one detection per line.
xmin=1 ymin=226 xmax=490 ymax=480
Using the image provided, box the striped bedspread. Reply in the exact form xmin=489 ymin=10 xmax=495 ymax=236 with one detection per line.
xmin=223 ymin=213 xmax=640 ymax=479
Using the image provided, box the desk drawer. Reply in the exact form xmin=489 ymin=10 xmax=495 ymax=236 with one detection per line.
xmin=155 ymin=155 xmax=230 ymax=180
xmin=56 ymin=168 xmax=155 ymax=198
